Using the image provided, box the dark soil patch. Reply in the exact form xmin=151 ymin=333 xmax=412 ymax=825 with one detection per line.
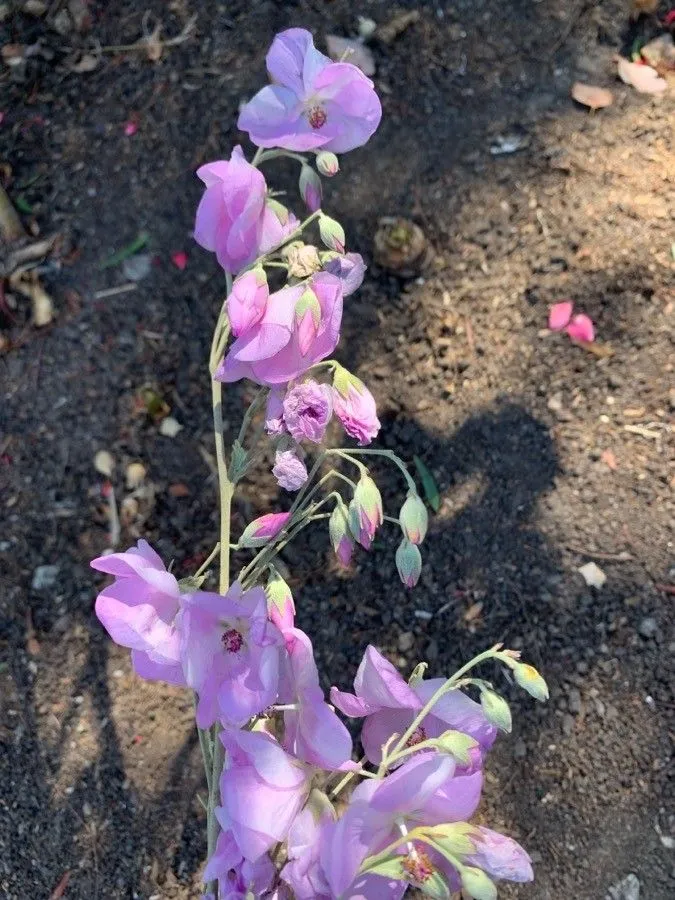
xmin=1 ymin=2 xmax=673 ymax=899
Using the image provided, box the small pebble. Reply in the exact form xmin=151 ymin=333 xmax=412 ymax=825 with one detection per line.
xmin=31 ymin=565 xmax=59 ymax=591
xmin=638 ymin=617 xmax=658 ymax=639
xmin=514 ymin=738 xmax=527 ymax=759
xmin=568 ymin=688 xmax=582 ymax=715
xmin=397 ymin=631 xmax=415 ymax=652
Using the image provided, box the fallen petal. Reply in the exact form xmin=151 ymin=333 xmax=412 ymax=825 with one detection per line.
xmin=578 ymin=562 xmax=606 ymax=589
xmin=171 ymin=250 xmax=188 ymax=270
xmin=548 ymin=301 xmax=573 ymax=331
xmin=571 ymin=82 xmax=614 ymax=110
xmin=617 ymin=58 xmax=667 ymax=95
xmin=566 ymin=313 xmax=595 ymax=343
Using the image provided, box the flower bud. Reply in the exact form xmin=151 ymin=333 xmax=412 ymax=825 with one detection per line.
xmin=329 ymin=497 xmax=355 ymax=565
xmin=299 ymin=164 xmax=322 ymax=212
xmin=395 ymin=538 xmax=422 ymax=588
xmin=480 ymin=689 xmax=512 ymax=733
xmin=265 ymin=197 xmax=292 ymax=226
xmin=434 ymin=729 xmax=478 ymax=765
xmin=319 ymin=213 xmax=345 ymax=253
xmin=332 ymin=364 xmax=380 ymax=446
xmin=348 ymin=475 xmax=383 ymax=549
xmin=513 ymin=663 xmax=549 ymax=701
xmin=265 ymin=566 xmax=295 ymax=632
xmin=239 ymin=511 xmax=291 ymax=548
xmin=461 ymin=866 xmax=497 ymax=900
xmin=294 ymin=287 xmax=322 ymax=355
xmin=399 ymin=492 xmax=428 ymax=545
xmin=316 ymin=151 xmax=339 ymax=177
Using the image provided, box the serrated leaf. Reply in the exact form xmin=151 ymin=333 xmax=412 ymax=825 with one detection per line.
xmin=413 ymin=455 xmax=440 ymax=512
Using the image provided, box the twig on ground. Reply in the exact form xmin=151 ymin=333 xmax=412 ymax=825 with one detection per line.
xmin=566 ymin=545 xmax=633 ymax=562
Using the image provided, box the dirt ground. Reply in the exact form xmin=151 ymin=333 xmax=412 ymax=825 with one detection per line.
xmin=1 ymin=1 xmax=674 ymax=898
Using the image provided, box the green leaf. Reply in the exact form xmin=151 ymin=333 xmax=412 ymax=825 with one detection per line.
xmin=15 ymin=195 xmax=33 ymax=214
xmin=413 ymin=456 xmax=440 ymax=512
xmin=99 ymin=231 xmax=149 ymax=270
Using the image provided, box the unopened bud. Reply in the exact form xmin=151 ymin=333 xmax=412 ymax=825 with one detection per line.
xmin=329 ymin=497 xmax=355 ymax=566
xmin=319 ymin=213 xmax=345 ymax=253
xmin=434 ymin=729 xmax=478 ymax=765
xmin=349 ymin=475 xmax=383 ymax=549
xmin=480 ymin=689 xmax=512 ymax=733
xmin=460 ymin=866 xmax=497 ymax=900
xmin=399 ymin=492 xmax=428 ymax=545
xmin=299 ymin=164 xmax=322 ymax=212
xmin=316 ymin=151 xmax=339 ymax=177
xmin=513 ymin=663 xmax=549 ymax=701
xmin=239 ymin=512 xmax=291 ymax=548
xmin=395 ymin=538 xmax=422 ymax=588
xmin=265 ymin=197 xmax=291 ymax=226
xmin=265 ymin=566 xmax=295 ymax=631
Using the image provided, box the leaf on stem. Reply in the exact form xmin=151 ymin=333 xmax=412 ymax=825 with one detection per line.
xmin=413 ymin=455 xmax=440 ymax=512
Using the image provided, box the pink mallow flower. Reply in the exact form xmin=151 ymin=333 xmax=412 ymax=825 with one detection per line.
xmin=321 ymin=752 xmax=482 ymax=897
xmin=91 ymin=540 xmax=185 ymax=685
xmin=548 ymin=300 xmax=595 ymax=343
xmin=332 ymin=366 xmax=380 ymax=445
xmin=238 ymin=28 xmax=381 ymax=153
xmin=194 ymin=146 xmax=297 ymax=275
xmin=215 ymin=272 xmax=343 ymax=386
xmin=283 ymin=380 xmax=333 ymax=443
xmin=277 ymin=627 xmax=353 ymax=769
xmin=203 ymin=830 xmax=274 ymax=899
xmin=331 ymin=645 xmax=497 ymax=765
xmin=227 ymin=268 xmax=269 ymax=337
xmin=273 ymin=447 xmax=308 ymax=492
xmin=179 ymin=583 xmax=283 ymax=727
xmin=216 ymin=728 xmax=311 ymax=862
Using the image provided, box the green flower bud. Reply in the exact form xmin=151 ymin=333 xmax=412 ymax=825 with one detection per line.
xmin=299 ymin=164 xmax=322 ymax=212
xmin=316 ymin=151 xmax=339 ymax=177
xmin=480 ymin=689 xmax=512 ymax=733
xmin=399 ymin=491 xmax=428 ymax=545
xmin=349 ymin=475 xmax=383 ymax=549
xmin=265 ymin=197 xmax=291 ymax=226
xmin=329 ymin=497 xmax=354 ymax=566
xmin=318 ymin=213 xmax=345 ymax=253
xmin=395 ymin=537 xmax=422 ymax=588
xmin=514 ymin=662 xmax=549 ymax=701
xmin=265 ymin=566 xmax=295 ymax=630
xmin=434 ymin=729 xmax=478 ymax=765
xmin=461 ymin=866 xmax=497 ymax=900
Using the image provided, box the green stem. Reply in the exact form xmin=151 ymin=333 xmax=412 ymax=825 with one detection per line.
xmin=206 ymin=273 xmax=235 ymax=896
xmin=195 ymin=543 xmax=220 ymax=577
xmin=256 ymin=148 xmax=308 ymax=166
xmin=388 ymin=647 xmax=501 ymax=761
xmin=340 ymin=448 xmax=417 ymax=492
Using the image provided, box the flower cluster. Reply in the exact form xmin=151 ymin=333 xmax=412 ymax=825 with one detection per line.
xmin=92 ymin=28 xmax=548 ymax=900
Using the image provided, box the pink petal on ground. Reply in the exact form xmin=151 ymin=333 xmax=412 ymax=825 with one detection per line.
xmin=124 ymin=121 xmax=138 ymax=136
xmin=617 ymin=58 xmax=667 ymax=95
xmin=566 ymin=313 xmax=595 ymax=343
xmin=171 ymin=251 xmax=188 ymax=270
xmin=548 ymin=301 xmax=573 ymax=331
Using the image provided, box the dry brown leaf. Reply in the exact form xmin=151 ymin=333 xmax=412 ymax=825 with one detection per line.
xmin=617 ymin=58 xmax=667 ymax=95
xmin=125 ymin=462 xmax=147 ymax=489
xmin=463 ymin=601 xmax=484 ymax=623
xmin=631 ymin=0 xmax=659 ymax=17
xmin=377 ymin=10 xmax=420 ymax=44
xmin=571 ymin=81 xmax=614 ymax=110
xmin=168 ymin=482 xmax=190 ymax=497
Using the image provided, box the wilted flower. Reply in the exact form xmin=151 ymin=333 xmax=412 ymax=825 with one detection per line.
xmin=331 ymin=645 xmax=496 ymax=765
xmin=238 ymin=28 xmax=381 ymax=153
xmin=91 ymin=540 xmax=186 ymax=685
xmin=285 ymin=243 xmax=322 ymax=278
xmin=179 ymin=582 xmax=283 ymax=727
xmin=265 ymin=386 xmax=287 ymax=436
xmin=273 ymin=447 xmax=309 ymax=491
xmin=332 ymin=364 xmax=380 ymax=445
xmin=194 ymin=146 xmax=297 ymax=274
xmin=283 ymin=380 xmax=333 ymax=443
xmin=215 ymin=272 xmax=343 ymax=386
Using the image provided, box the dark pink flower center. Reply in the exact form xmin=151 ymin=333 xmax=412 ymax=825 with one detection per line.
xmin=405 ymin=725 xmax=427 ymax=748
xmin=307 ymin=105 xmax=327 ymax=129
xmin=402 ymin=846 xmax=434 ymax=885
xmin=221 ymin=628 xmax=244 ymax=653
